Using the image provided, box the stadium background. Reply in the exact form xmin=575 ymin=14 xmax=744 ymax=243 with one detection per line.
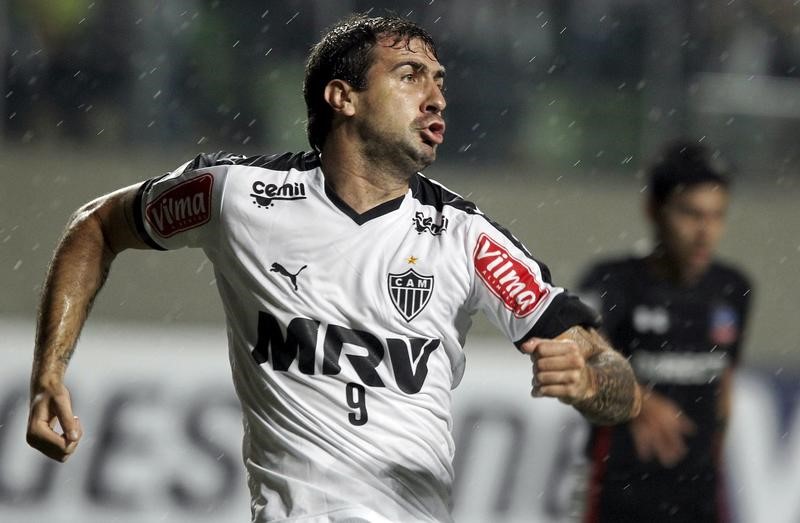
xmin=0 ymin=1 xmax=798 ymax=522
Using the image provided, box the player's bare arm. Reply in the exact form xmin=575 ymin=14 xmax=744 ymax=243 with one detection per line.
xmin=520 ymin=326 xmax=642 ymax=425
xmin=27 ymin=185 xmax=147 ymax=462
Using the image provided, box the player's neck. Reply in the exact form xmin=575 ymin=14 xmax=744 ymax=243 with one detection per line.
xmin=319 ymin=139 xmax=411 ymax=214
xmin=647 ymin=248 xmax=706 ymax=286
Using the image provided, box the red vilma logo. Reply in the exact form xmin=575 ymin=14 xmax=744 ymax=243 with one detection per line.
xmin=473 ymin=233 xmax=549 ymax=318
xmin=145 ymin=174 xmax=213 ymax=238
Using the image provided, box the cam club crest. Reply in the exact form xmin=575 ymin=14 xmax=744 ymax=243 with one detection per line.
xmin=388 ymin=269 xmax=434 ymax=322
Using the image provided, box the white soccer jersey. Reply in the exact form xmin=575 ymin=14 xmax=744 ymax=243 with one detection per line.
xmin=134 ymin=151 xmax=596 ymax=523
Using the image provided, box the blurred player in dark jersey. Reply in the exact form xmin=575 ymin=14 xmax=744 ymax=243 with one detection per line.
xmin=578 ymin=140 xmax=752 ymax=523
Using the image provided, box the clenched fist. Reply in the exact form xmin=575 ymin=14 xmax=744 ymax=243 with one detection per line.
xmin=27 ymin=381 xmax=83 ymax=462
xmin=519 ymin=337 xmax=596 ymax=405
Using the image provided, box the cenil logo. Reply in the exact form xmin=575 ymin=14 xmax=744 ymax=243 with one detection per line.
xmin=473 ymin=233 xmax=549 ymax=318
xmin=145 ymin=174 xmax=213 ymax=238
xmin=251 ymin=181 xmax=307 ymax=209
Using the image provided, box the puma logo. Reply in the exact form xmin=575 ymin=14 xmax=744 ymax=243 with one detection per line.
xmin=270 ymin=263 xmax=307 ymax=291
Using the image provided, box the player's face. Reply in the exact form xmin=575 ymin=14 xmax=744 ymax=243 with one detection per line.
xmin=655 ymin=183 xmax=729 ymax=278
xmin=352 ymin=36 xmax=446 ymax=173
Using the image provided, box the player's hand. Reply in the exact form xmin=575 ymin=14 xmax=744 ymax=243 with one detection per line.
xmin=629 ymin=390 xmax=695 ymax=468
xmin=26 ymin=382 xmax=83 ymax=462
xmin=519 ymin=338 xmax=595 ymax=405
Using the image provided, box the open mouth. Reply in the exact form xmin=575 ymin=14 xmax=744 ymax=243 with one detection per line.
xmin=420 ymin=121 xmax=445 ymax=147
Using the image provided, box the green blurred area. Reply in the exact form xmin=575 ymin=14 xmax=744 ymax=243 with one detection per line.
xmin=6 ymin=1 xmax=800 ymax=173
xmin=513 ymin=80 xmax=645 ymax=171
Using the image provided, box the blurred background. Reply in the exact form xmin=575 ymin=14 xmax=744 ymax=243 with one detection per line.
xmin=1 ymin=1 xmax=798 ymax=522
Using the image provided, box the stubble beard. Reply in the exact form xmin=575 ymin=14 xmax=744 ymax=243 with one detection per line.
xmin=358 ymin=120 xmax=435 ymax=181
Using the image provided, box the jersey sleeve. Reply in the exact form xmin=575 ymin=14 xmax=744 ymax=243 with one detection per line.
xmin=465 ymin=215 xmax=599 ymax=346
xmin=133 ymin=151 xmax=240 ymax=250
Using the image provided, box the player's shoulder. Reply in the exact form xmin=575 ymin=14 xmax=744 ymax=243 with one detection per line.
xmin=185 ymin=150 xmax=320 ymax=174
xmin=708 ymin=259 xmax=753 ymax=290
xmin=581 ymin=256 xmax=645 ymax=282
xmin=410 ymin=173 xmax=479 ymax=216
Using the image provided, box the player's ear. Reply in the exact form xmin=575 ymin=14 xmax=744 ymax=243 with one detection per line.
xmin=324 ymin=80 xmax=356 ymax=117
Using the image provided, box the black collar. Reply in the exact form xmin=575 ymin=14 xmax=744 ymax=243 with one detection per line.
xmin=324 ymin=180 xmax=410 ymax=225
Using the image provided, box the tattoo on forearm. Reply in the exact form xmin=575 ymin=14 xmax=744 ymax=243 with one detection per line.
xmin=576 ymin=351 xmax=638 ymax=425
xmin=565 ymin=326 xmax=639 ymax=425
xmin=57 ymin=352 xmax=72 ymax=366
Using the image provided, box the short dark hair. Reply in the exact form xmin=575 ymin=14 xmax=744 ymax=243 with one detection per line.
xmin=648 ymin=140 xmax=731 ymax=208
xmin=303 ymin=14 xmax=438 ymax=152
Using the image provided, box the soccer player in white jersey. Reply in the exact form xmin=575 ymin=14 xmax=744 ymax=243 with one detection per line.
xmin=27 ymin=14 xmax=641 ymax=523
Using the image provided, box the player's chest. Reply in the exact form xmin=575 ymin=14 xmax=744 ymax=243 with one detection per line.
xmin=226 ymin=206 xmax=468 ymax=327
xmin=621 ymin=288 xmax=741 ymax=385
xmin=623 ymin=288 xmax=742 ymax=350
